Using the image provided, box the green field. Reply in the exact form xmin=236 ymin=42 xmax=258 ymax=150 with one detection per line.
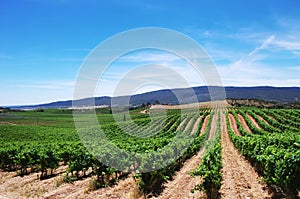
xmin=0 ymin=107 xmax=299 ymax=198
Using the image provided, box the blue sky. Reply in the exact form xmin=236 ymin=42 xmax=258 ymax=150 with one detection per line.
xmin=1 ymin=0 xmax=300 ymax=105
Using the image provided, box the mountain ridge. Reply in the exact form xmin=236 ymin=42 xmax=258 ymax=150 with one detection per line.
xmin=7 ymin=86 xmax=300 ymax=110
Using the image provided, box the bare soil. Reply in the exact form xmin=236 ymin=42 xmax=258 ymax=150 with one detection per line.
xmin=176 ymin=115 xmax=196 ymax=132
xmin=220 ymin=112 xmax=271 ymax=199
xmin=0 ymin=164 xmax=140 ymax=199
xmin=228 ymin=114 xmax=241 ymax=136
xmin=0 ymin=114 xmax=194 ymax=199
xmin=153 ymin=149 xmax=206 ymax=199
xmin=154 ymin=114 xmax=218 ymax=199
xmin=177 ymin=117 xmax=189 ymax=131
xmin=140 ymin=109 xmax=149 ymax=114
xmin=81 ymin=175 xmax=138 ymax=199
xmin=252 ymin=114 xmax=269 ymax=124
xmin=191 ymin=115 xmax=202 ymax=134
xmin=0 ymin=121 xmax=16 ymax=125
xmin=237 ymin=114 xmax=252 ymax=133
xmin=246 ymin=114 xmax=261 ymax=129
xmin=150 ymin=100 xmax=229 ymax=110
xmin=199 ymin=115 xmax=209 ymax=135
xmin=255 ymin=114 xmax=269 ymax=125
xmin=0 ymin=108 xmax=281 ymax=199
xmin=0 ymin=166 xmax=68 ymax=199
xmin=207 ymin=113 xmax=217 ymax=140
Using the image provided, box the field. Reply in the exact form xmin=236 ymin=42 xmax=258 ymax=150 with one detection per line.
xmin=0 ymin=103 xmax=299 ymax=199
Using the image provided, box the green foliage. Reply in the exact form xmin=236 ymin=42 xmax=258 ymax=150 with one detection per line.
xmin=134 ymin=110 xmax=211 ymax=196
xmin=0 ymin=108 xmax=211 ymax=196
xmin=1 ymin=106 xmax=299 ymax=197
xmin=227 ymin=109 xmax=300 ymax=197
xmin=191 ymin=112 xmax=222 ymax=199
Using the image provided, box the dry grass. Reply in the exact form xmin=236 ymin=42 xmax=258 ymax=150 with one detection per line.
xmin=150 ymin=100 xmax=229 ymax=110
xmin=54 ymin=175 xmax=65 ymax=187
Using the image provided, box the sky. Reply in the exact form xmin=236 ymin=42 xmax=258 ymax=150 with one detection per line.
xmin=1 ymin=0 xmax=300 ymax=106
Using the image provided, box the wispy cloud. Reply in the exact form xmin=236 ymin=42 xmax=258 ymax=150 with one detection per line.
xmin=248 ymin=35 xmax=275 ymax=56
xmin=181 ymin=25 xmax=278 ymax=65
xmin=17 ymin=80 xmax=75 ymax=89
xmin=269 ymin=17 xmax=300 ymax=56
xmin=94 ymin=61 xmax=207 ymax=97
xmin=230 ymin=35 xmax=275 ymax=70
xmin=216 ymin=33 xmax=300 ymax=87
xmin=205 ymin=47 xmax=247 ymax=63
xmin=272 ymin=40 xmax=300 ymax=52
xmin=118 ymin=52 xmax=181 ymax=63
xmin=47 ymin=57 xmax=84 ymax=62
xmin=218 ymin=61 xmax=300 ymax=87
xmin=288 ymin=66 xmax=300 ymax=71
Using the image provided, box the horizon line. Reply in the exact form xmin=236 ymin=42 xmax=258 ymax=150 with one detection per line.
xmin=3 ymin=85 xmax=300 ymax=107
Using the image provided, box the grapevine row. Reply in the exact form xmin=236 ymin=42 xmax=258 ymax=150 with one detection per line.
xmin=227 ymin=110 xmax=300 ymax=197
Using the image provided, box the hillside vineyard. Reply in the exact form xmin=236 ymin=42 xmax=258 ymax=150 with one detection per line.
xmin=0 ymin=107 xmax=299 ymax=198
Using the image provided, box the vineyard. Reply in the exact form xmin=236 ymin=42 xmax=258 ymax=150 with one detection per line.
xmin=0 ymin=105 xmax=299 ymax=198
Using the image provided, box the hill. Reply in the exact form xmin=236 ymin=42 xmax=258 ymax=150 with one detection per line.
xmin=7 ymin=86 xmax=300 ymax=110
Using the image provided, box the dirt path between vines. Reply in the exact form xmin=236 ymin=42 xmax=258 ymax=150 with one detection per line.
xmin=0 ymin=121 xmax=17 ymax=125
xmin=154 ymin=114 xmax=217 ymax=199
xmin=177 ymin=117 xmax=188 ymax=131
xmin=191 ymin=115 xmax=202 ymax=134
xmin=228 ymin=114 xmax=241 ymax=136
xmin=255 ymin=114 xmax=269 ymax=125
xmin=0 ymin=115 xmax=201 ymax=199
xmin=0 ymin=167 xmax=138 ymax=199
xmin=199 ymin=115 xmax=209 ymax=135
xmin=238 ymin=114 xmax=252 ymax=133
xmin=220 ymin=112 xmax=271 ymax=199
xmin=0 ymin=165 xmax=68 ymax=199
xmin=247 ymin=114 xmax=261 ymax=129
xmin=183 ymin=117 xmax=194 ymax=132
xmin=111 ymin=114 xmax=209 ymax=199
xmin=45 ymin=114 xmax=198 ymax=199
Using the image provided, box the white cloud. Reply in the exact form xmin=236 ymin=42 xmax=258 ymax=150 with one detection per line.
xmin=288 ymin=66 xmax=300 ymax=71
xmin=205 ymin=47 xmax=246 ymax=63
xmin=119 ymin=52 xmax=181 ymax=63
xmin=229 ymin=35 xmax=275 ymax=72
xmin=218 ymin=62 xmax=300 ymax=87
xmin=94 ymin=61 xmax=208 ymax=97
xmin=269 ymin=17 xmax=300 ymax=55
xmin=216 ymin=32 xmax=300 ymax=87
xmin=1 ymin=80 xmax=76 ymax=106
xmin=272 ymin=40 xmax=300 ymax=52
xmin=246 ymin=35 xmax=275 ymax=59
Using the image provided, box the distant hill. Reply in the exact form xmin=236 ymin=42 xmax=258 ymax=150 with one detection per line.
xmin=8 ymin=86 xmax=300 ymax=110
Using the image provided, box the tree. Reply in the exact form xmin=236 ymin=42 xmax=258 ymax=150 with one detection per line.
xmin=154 ymin=100 xmax=160 ymax=105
